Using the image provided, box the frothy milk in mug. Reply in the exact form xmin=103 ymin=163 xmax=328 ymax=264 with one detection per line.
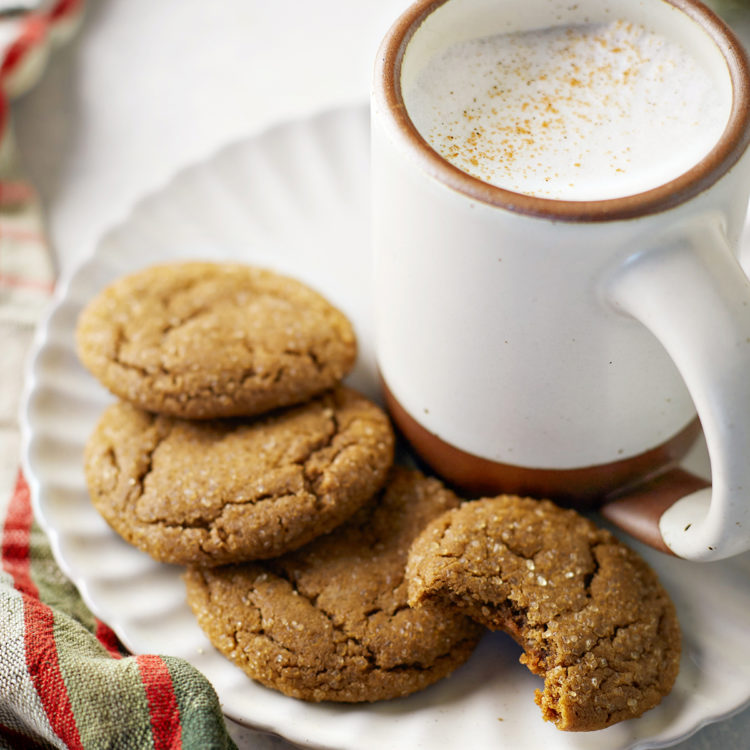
xmin=405 ymin=20 xmax=729 ymax=200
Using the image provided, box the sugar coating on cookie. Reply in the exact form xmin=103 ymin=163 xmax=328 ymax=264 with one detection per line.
xmin=184 ymin=468 xmax=483 ymax=702
xmin=76 ymin=261 xmax=357 ymax=418
xmin=406 ymin=496 xmax=681 ymax=731
xmin=84 ymin=386 xmax=394 ymax=565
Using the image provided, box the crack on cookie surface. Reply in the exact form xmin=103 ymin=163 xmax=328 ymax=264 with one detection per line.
xmin=406 ymin=496 xmax=681 ymax=731
xmin=84 ymin=387 xmax=394 ymax=565
xmin=76 ymin=262 xmax=357 ymax=418
xmin=183 ymin=469 xmax=483 ymax=702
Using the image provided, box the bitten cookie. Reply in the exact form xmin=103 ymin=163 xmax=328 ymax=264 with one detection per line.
xmin=76 ymin=261 xmax=357 ymax=418
xmin=84 ymin=385 xmax=394 ymax=565
xmin=184 ymin=468 xmax=483 ymax=702
xmin=406 ymin=496 xmax=680 ymax=731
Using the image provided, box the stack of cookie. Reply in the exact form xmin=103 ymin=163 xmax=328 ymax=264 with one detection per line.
xmin=77 ymin=261 xmax=680 ymax=730
xmin=76 ymin=261 xmax=483 ymax=703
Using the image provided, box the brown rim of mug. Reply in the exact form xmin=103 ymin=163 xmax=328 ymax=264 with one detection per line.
xmin=375 ymin=0 xmax=750 ymax=223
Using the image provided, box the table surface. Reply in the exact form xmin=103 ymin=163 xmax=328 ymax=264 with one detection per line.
xmin=13 ymin=1 xmax=750 ymax=748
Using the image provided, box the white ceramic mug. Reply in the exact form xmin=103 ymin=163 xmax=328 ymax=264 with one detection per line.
xmin=371 ymin=0 xmax=750 ymax=561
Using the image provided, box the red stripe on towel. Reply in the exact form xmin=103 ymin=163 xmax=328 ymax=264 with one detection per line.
xmin=1 ymin=471 xmax=38 ymax=598
xmin=137 ymin=655 xmax=183 ymax=750
xmin=0 ymin=273 xmax=55 ymax=292
xmin=49 ymin=0 xmax=84 ymax=24
xmin=2 ymin=471 xmax=83 ymax=749
xmin=23 ymin=598 xmax=84 ymax=749
xmin=95 ymin=619 xmax=125 ymax=659
xmin=0 ymin=15 xmax=47 ymax=81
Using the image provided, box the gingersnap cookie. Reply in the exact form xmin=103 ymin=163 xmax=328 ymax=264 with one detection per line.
xmin=76 ymin=261 xmax=357 ymax=419
xmin=184 ymin=468 xmax=483 ymax=702
xmin=84 ymin=385 xmax=394 ymax=565
xmin=406 ymin=496 xmax=680 ymax=731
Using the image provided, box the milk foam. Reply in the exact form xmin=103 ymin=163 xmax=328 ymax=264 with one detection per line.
xmin=405 ymin=21 xmax=729 ymax=200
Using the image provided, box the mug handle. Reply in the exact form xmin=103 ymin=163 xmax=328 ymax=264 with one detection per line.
xmin=601 ymin=217 xmax=750 ymax=561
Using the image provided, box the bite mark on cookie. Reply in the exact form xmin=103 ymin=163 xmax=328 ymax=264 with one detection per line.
xmin=406 ymin=496 xmax=681 ymax=731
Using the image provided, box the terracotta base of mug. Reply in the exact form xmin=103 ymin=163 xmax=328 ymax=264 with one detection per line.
xmin=599 ymin=468 xmax=711 ymax=554
xmin=383 ymin=382 xmax=702 ymax=510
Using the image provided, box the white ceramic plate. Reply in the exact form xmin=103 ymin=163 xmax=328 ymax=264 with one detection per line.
xmin=21 ymin=106 xmax=750 ymax=750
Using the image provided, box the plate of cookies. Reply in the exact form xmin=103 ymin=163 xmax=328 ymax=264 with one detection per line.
xmin=21 ymin=106 xmax=750 ymax=750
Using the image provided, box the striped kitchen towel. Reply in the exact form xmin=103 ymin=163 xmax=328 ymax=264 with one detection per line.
xmin=0 ymin=2 xmax=236 ymax=748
